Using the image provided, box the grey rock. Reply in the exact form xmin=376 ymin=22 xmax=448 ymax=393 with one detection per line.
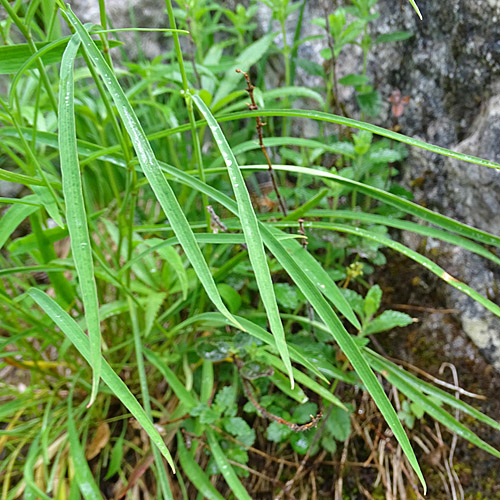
xmin=73 ymin=0 xmax=169 ymax=60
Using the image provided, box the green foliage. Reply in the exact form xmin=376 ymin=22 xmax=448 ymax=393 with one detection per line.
xmin=0 ymin=0 xmax=497 ymax=498
xmin=311 ymin=0 xmax=413 ymax=117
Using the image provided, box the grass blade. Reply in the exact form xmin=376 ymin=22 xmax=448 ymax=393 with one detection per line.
xmin=28 ymin=288 xmax=176 ymax=471
xmin=304 ymin=209 xmax=500 ymax=267
xmin=0 ymin=38 xmax=122 ymax=75
xmin=368 ymin=352 xmax=500 ymax=458
xmin=407 ymin=0 xmax=423 ymax=19
xmin=365 ymin=348 xmax=500 ymax=432
xmin=192 ymin=93 xmax=294 ymax=387
xmin=308 ymin=221 xmax=500 ymax=318
xmin=0 ymin=200 xmax=39 ymax=249
xmin=206 ymin=428 xmax=253 ymax=500
xmin=59 ymin=33 xmax=101 ymax=405
xmin=223 ymin=109 xmax=500 ymax=174
xmin=62 ymin=6 xmax=240 ymax=330
xmin=177 ymin=432 xmax=225 ymax=500
xmin=67 ymin=400 xmax=103 ymax=500
xmin=244 ymin=164 xmax=500 ymax=248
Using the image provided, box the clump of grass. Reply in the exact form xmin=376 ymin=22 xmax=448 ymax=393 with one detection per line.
xmin=0 ymin=0 xmax=498 ymax=498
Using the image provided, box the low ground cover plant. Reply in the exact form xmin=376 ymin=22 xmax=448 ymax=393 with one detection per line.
xmin=1 ymin=0 xmax=499 ymax=498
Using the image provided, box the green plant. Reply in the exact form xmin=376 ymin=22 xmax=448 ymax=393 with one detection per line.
xmin=308 ymin=0 xmax=413 ymax=118
xmin=1 ymin=0 xmax=499 ymax=498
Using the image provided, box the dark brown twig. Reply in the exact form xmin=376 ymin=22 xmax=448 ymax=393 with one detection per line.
xmin=236 ymin=69 xmax=288 ymax=216
xmin=297 ymin=219 xmax=308 ymax=249
xmin=233 ymin=356 xmax=322 ymax=432
xmin=206 ymin=204 xmax=248 ymax=250
xmin=207 ymin=205 xmax=228 ymax=234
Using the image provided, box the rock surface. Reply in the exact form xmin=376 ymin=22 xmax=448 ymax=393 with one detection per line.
xmin=372 ymin=1 xmax=500 ymax=369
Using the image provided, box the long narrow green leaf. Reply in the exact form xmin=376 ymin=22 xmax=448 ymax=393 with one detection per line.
xmin=0 ymin=168 xmax=45 ymax=186
xmin=223 ymin=109 xmax=500 ymax=173
xmin=367 ymin=352 xmax=500 ymax=458
xmin=28 ymin=288 xmax=176 ymax=471
xmin=407 ymin=0 xmax=423 ymax=19
xmin=59 ymin=33 xmax=101 ymax=405
xmin=304 ymin=209 xmax=500 ymax=267
xmin=307 ymin=221 xmax=500 ymax=318
xmin=8 ymin=104 xmax=500 ymax=177
xmin=206 ymin=428 xmax=253 ymax=500
xmin=62 ymin=6 xmax=240 ymax=331
xmin=208 ymin=137 xmax=354 ymax=169
xmin=0 ymin=265 xmax=68 ymax=277
xmin=246 ymin=164 xmax=500 ymax=248
xmin=144 ymin=349 xmax=199 ymax=410
xmin=67 ymin=402 xmax=103 ymax=500
xmin=192 ymin=93 xmax=294 ymax=387
xmin=0 ymin=200 xmax=39 ymax=249
xmin=0 ymin=37 xmax=122 ymax=75
xmin=176 ymin=433 xmax=225 ymax=500
xmin=365 ymin=348 xmax=500 ymax=432
xmin=0 ymin=197 xmax=42 ymax=207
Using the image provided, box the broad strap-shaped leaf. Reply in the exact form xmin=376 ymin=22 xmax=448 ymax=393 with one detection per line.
xmin=28 ymin=288 xmax=176 ymax=471
xmin=59 ymin=33 xmax=101 ymax=405
xmin=62 ymin=6 xmax=240 ymax=331
xmin=192 ymin=93 xmax=294 ymax=387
